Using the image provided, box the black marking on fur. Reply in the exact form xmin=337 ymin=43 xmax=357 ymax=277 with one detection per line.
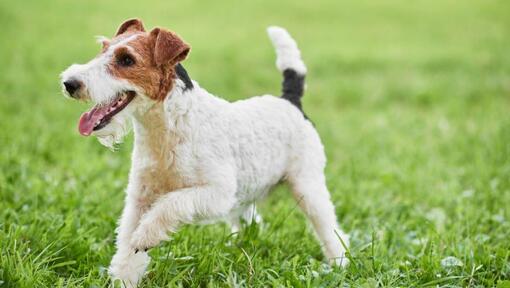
xmin=281 ymin=69 xmax=308 ymax=119
xmin=175 ymin=63 xmax=194 ymax=91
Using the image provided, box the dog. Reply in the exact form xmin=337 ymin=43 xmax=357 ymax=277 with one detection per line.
xmin=61 ymin=19 xmax=349 ymax=287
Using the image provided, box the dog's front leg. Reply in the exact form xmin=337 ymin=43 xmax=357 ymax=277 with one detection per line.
xmin=130 ymin=183 xmax=237 ymax=252
xmin=109 ymin=196 xmax=150 ymax=288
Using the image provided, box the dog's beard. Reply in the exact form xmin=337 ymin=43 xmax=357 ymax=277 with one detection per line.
xmin=93 ymin=109 xmax=132 ymax=150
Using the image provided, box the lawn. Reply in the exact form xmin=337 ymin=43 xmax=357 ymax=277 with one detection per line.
xmin=1 ymin=0 xmax=510 ymax=287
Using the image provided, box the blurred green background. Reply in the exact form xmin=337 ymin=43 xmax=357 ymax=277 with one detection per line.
xmin=1 ymin=0 xmax=509 ymax=287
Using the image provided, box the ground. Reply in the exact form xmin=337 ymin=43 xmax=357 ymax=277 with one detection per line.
xmin=1 ymin=0 xmax=510 ymax=287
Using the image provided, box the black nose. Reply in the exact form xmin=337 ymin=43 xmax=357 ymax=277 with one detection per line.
xmin=63 ymin=79 xmax=81 ymax=96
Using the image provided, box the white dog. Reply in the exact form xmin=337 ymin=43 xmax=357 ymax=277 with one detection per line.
xmin=61 ymin=19 xmax=349 ymax=287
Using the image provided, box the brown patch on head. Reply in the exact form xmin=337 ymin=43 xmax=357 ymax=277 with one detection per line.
xmin=106 ymin=19 xmax=190 ymax=101
xmin=151 ymin=28 xmax=190 ymax=67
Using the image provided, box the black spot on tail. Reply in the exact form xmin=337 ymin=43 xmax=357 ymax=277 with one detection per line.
xmin=281 ymin=69 xmax=308 ymax=119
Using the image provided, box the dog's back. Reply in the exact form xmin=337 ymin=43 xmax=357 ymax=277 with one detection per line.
xmin=226 ymin=95 xmax=314 ymax=199
xmin=207 ymin=27 xmax=316 ymax=201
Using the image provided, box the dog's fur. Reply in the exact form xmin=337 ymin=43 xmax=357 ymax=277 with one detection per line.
xmin=61 ymin=19 xmax=349 ymax=287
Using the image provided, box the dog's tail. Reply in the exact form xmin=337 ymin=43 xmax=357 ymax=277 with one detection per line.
xmin=267 ymin=26 xmax=307 ymax=114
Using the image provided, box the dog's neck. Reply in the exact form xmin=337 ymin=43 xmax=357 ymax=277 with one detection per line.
xmin=131 ymin=64 xmax=196 ymax=158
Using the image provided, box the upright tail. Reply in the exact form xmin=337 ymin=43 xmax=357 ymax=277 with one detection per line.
xmin=267 ymin=26 xmax=307 ymax=116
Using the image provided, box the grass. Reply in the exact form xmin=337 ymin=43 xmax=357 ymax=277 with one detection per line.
xmin=1 ymin=0 xmax=510 ymax=286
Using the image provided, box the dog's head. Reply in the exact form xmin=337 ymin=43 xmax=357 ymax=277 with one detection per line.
xmin=60 ymin=19 xmax=190 ymax=147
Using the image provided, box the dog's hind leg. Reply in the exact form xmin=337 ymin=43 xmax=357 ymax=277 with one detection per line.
xmin=288 ymin=172 xmax=350 ymax=266
xmin=286 ymin=131 xmax=350 ymax=266
xmin=229 ymin=203 xmax=263 ymax=233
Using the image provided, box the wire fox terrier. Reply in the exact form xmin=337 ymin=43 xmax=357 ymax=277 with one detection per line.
xmin=61 ymin=19 xmax=349 ymax=287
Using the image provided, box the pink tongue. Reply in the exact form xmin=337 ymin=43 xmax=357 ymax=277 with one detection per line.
xmin=78 ymin=105 xmax=110 ymax=136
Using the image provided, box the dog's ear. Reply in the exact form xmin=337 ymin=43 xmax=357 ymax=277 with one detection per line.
xmin=115 ymin=19 xmax=145 ymax=36
xmin=150 ymin=28 xmax=190 ymax=67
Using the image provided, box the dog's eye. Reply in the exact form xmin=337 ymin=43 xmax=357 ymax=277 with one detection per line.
xmin=117 ymin=54 xmax=135 ymax=67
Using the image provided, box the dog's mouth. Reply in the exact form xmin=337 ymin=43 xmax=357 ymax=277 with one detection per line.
xmin=78 ymin=91 xmax=136 ymax=136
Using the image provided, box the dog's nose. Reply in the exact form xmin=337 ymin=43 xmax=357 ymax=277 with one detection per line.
xmin=63 ymin=79 xmax=82 ymax=96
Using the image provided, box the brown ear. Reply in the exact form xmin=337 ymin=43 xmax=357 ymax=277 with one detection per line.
xmin=150 ymin=28 xmax=190 ymax=67
xmin=115 ymin=18 xmax=145 ymax=36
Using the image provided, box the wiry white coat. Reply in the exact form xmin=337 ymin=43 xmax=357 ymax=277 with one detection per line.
xmin=63 ymin=26 xmax=349 ymax=288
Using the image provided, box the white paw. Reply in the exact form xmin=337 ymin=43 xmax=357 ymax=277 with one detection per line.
xmin=109 ymin=250 xmax=150 ymax=288
xmin=330 ymin=254 xmax=350 ymax=268
xmin=327 ymin=231 xmax=350 ymax=268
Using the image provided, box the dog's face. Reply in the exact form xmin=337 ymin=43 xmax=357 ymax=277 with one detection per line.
xmin=60 ymin=19 xmax=190 ymax=147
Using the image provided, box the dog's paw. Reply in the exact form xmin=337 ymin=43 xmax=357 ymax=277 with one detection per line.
xmin=130 ymin=224 xmax=167 ymax=253
xmin=330 ymin=255 xmax=350 ymax=268
xmin=109 ymin=251 xmax=149 ymax=288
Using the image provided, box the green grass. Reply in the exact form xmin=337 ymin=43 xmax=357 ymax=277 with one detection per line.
xmin=1 ymin=0 xmax=510 ymax=287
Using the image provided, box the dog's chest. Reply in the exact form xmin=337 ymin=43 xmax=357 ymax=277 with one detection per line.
xmin=128 ymin=136 xmax=192 ymax=199
xmin=130 ymin=162 xmax=182 ymax=197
